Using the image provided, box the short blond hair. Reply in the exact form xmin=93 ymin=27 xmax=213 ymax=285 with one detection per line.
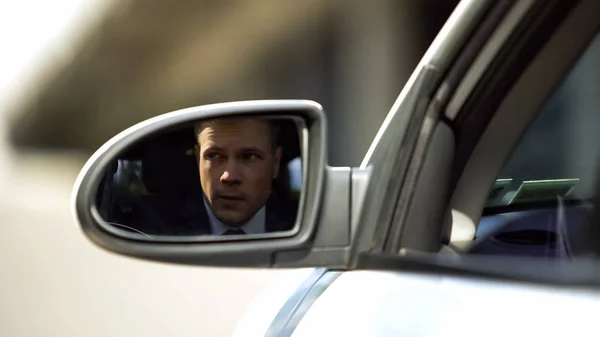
xmin=194 ymin=117 xmax=281 ymax=152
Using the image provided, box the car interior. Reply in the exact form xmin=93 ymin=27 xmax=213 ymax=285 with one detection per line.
xmin=468 ymin=31 xmax=600 ymax=258
xmin=95 ymin=119 xmax=303 ymax=235
xmin=446 ymin=1 xmax=600 ymax=259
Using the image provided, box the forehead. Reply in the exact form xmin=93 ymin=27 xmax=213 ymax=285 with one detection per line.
xmin=198 ymin=118 xmax=271 ymax=148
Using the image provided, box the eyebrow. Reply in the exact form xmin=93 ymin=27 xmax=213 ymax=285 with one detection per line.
xmin=202 ymin=145 xmax=224 ymax=152
xmin=202 ymin=145 xmax=267 ymax=155
xmin=239 ymin=147 xmax=267 ymax=155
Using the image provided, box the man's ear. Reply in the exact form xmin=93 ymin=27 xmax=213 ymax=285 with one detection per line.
xmin=273 ymin=146 xmax=282 ymax=179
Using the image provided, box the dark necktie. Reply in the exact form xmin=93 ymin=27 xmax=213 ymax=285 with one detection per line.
xmin=223 ymin=228 xmax=246 ymax=235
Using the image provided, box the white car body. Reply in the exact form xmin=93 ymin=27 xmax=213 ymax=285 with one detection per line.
xmin=235 ymin=269 xmax=600 ymax=337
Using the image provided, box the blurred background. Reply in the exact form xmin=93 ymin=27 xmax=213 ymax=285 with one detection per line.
xmin=0 ymin=1 xmax=456 ymax=336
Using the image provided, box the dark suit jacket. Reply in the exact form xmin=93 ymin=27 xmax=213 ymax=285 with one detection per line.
xmin=128 ymin=190 xmax=298 ymax=236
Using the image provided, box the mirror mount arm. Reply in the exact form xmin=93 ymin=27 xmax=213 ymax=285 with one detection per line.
xmin=273 ymin=166 xmax=352 ymax=268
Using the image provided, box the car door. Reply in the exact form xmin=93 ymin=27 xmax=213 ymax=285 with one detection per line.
xmin=288 ymin=270 xmax=600 ymax=337
xmin=233 ymin=0 xmax=600 ymax=335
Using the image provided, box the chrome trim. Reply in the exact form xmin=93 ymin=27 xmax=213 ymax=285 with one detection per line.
xmin=274 ymin=270 xmax=342 ymax=337
xmin=264 ymin=268 xmax=329 ymax=337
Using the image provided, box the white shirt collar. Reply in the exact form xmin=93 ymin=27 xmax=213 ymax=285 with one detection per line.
xmin=203 ymin=197 xmax=266 ymax=235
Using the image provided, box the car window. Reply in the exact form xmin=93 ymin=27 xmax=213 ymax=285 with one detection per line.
xmin=288 ymin=156 xmax=302 ymax=192
xmin=473 ymin=32 xmax=600 ymax=258
xmin=486 ymin=32 xmax=600 ymax=208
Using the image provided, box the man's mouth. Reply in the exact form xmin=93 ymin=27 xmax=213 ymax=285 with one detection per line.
xmin=217 ymin=195 xmax=244 ymax=201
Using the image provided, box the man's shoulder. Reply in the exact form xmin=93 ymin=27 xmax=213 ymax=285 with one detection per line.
xmin=266 ymin=193 xmax=299 ymax=232
xmin=179 ymin=190 xmax=211 ymax=230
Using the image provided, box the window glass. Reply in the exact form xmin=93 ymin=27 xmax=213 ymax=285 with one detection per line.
xmin=473 ymin=32 xmax=600 ymax=259
xmin=288 ymin=156 xmax=303 ymax=192
xmin=486 ymin=33 xmax=600 ymax=208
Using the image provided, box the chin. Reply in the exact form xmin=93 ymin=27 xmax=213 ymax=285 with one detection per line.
xmin=215 ymin=211 xmax=247 ymax=226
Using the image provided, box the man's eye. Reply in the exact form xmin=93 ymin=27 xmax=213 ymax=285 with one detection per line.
xmin=205 ymin=152 xmax=223 ymax=160
xmin=241 ymin=153 xmax=260 ymax=161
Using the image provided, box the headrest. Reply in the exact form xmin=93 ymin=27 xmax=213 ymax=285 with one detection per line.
xmin=133 ymin=127 xmax=199 ymax=197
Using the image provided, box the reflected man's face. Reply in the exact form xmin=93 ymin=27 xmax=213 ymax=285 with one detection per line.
xmin=195 ymin=118 xmax=281 ymax=227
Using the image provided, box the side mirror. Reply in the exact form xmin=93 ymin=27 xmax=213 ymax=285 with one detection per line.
xmin=72 ymin=100 xmax=356 ymax=268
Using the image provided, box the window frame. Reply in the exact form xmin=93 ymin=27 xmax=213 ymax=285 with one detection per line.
xmin=448 ymin=0 xmax=600 ymax=249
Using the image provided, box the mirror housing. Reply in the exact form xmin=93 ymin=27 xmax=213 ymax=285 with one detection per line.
xmin=72 ymin=100 xmax=356 ymax=268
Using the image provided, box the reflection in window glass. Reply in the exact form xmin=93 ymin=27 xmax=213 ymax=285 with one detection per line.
xmin=486 ymin=33 xmax=600 ymax=207
xmin=473 ymin=33 xmax=600 ymax=259
xmin=288 ymin=157 xmax=302 ymax=192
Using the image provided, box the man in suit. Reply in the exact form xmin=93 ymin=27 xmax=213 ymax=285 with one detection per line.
xmin=190 ymin=116 xmax=295 ymax=235
xmin=128 ymin=117 xmax=297 ymax=236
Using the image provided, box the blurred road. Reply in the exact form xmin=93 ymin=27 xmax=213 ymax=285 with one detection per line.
xmin=0 ymin=3 xmax=288 ymax=335
xmin=0 ymin=144 xmax=284 ymax=336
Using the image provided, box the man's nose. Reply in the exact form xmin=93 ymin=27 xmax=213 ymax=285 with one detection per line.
xmin=220 ymin=161 xmax=241 ymax=184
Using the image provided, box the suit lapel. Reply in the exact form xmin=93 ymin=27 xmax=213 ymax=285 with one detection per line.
xmin=178 ymin=190 xmax=212 ymax=235
xmin=265 ymin=193 xmax=296 ymax=233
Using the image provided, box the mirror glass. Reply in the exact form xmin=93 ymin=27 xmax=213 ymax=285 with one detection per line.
xmin=94 ymin=115 xmax=304 ymax=239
